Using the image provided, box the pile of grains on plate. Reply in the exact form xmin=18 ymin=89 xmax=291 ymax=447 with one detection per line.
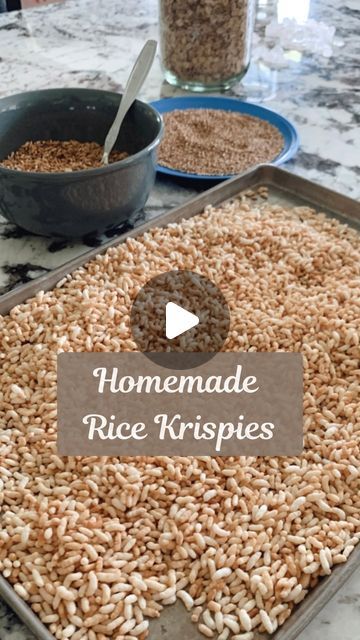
xmin=0 ymin=197 xmax=359 ymax=640
xmin=0 ymin=140 xmax=128 ymax=173
xmin=157 ymin=109 xmax=284 ymax=175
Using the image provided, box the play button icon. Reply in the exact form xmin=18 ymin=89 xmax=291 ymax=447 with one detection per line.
xmin=130 ymin=270 xmax=230 ymax=369
xmin=166 ymin=302 xmax=199 ymax=340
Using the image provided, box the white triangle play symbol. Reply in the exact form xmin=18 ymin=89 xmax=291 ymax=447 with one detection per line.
xmin=165 ymin=302 xmax=199 ymax=340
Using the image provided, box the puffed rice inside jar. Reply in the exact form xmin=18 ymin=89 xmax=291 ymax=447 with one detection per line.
xmin=159 ymin=0 xmax=256 ymax=91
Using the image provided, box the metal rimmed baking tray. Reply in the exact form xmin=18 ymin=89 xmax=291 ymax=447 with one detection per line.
xmin=0 ymin=164 xmax=359 ymax=640
xmin=0 ymin=164 xmax=359 ymax=315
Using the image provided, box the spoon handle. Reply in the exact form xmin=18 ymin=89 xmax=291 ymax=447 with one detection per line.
xmin=102 ymin=39 xmax=157 ymax=165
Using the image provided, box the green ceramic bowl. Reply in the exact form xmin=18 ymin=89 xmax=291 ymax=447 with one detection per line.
xmin=0 ymin=88 xmax=163 ymax=238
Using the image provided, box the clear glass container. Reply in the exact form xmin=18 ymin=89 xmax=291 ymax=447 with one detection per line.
xmin=159 ymin=0 xmax=256 ymax=92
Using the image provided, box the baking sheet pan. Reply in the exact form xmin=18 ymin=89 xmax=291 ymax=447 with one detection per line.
xmin=0 ymin=163 xmax=359 ymax=315
xmin=0 ymin=164 xmax=359 ymax=640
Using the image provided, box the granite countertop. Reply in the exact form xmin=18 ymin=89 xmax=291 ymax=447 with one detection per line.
xmin=0 ymin=0 xmax=359 ymax=638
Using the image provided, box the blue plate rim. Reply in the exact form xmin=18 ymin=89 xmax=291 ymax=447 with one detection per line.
xmin=151 ymin=96 xmax=299 ymax=180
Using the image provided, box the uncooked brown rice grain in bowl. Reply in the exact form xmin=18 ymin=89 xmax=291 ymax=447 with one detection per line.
xmin=157 ymin=109 xmax=284 ymax=175
xmin=0 ymin=195 xmax=359 ymax=640
xmin=0 ymin=139 xmax=128 ymax=173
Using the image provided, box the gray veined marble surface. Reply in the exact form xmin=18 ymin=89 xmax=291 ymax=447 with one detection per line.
xmin=0 ymin=0 xmax=359 ymax=638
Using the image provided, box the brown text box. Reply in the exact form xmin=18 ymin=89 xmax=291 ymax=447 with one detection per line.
xmin=57 ymin=352 xmax=303 ymax=456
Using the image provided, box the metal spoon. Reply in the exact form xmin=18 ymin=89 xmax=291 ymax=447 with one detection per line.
xmin=102 ymin=39 xmax=157 ymax=166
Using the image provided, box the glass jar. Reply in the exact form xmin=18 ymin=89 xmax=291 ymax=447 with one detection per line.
xmin=159 ymin=0 xmax=256 ymax=92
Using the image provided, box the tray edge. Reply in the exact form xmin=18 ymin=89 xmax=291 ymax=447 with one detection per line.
xmin=0 ymin=164 xmax=359 ymax=315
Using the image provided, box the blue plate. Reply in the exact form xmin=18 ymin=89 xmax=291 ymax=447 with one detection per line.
xmin=151 ymin=96 xmax=299 ymax=181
